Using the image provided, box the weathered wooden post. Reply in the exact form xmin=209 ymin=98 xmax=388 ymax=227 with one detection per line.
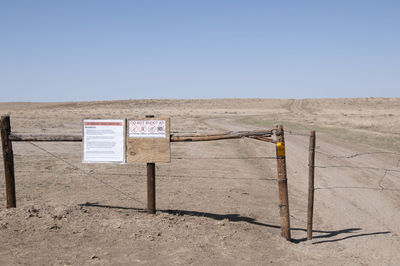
xmin=1 ymin=115 xmax=16 ymax=208
xmin=276 ymin=125 xmax=291 ymax=241
xmin=307 ymin=130 xmax=316 ymax=240
xmin=147 ymin=162 xmax=156 ymax=214
xmin=146 ymin=115 xmax=156 ymax=214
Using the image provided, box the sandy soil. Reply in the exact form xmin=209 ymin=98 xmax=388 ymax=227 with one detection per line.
xmin=0 ymin=98 xmax=399 ymax=265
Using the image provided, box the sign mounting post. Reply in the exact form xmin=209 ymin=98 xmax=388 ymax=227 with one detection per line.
xmin=127 ymin=116 xmax=170 ymax=214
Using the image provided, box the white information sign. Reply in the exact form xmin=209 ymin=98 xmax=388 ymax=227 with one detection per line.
xmin=129 ymin=120 xmax=166 ymax=138
xmin=83 ymin=119 xmax=125 ymax=163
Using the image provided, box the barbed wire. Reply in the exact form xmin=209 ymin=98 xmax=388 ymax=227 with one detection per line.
xmin=12 ymin=169 xmax=278 ymax=182
xmin=157 ymin=174 xmax=277 ymax=181
xmin=316 ymin=151 xmax=400 ymax=159
xmin=14 ymin=142 xmax=278 ymax=203
xmin=13 ymin=156 xmax=277 ymax=161
xmin=285 ymin=130 xmax=310 ymax=137
xmin=315 ymin=186 xmax=400 ymax=192
xmin=27 ymin=142 xmax=145 ymax=206
xmin=314 ymin=163 xmax=400 ymax=192
xmin=172 ymin=156 xmax=277 ymax=160
xmin=284 ymin=131 xmax=400 ymax=196
xmin=13 ymin=137 xmax=400 ymax=196
xmin=315 ymin=165 xmax=400 ymax=173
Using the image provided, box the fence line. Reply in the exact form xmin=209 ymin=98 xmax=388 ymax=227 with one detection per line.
xmin=2 ymin=115 xmax=293 ymax=241
xmin=10 ymin=135 xmax=280 ymax=190
xmin=278 ymin=129 xmax=400 ymax=193
xmin=304 ymin=130 xmax=400 ymax=239
xmin=285 ymin=130 xmax=400 ymax=189
xmin=7 ymin=142 xmax=279 ymax=183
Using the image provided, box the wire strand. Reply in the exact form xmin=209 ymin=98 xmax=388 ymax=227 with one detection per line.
xmin=316 ymin=151 xmax=400 ymax=159
xmin=172 ymin=156 xmax=277 ymax=160
xmin=315 ymin=165 xmax=400 ymax=173
xmin=27 ymin=142 xmax=145 ymax=206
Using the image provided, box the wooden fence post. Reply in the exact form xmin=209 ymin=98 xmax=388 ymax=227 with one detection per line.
xmin=147 ymin=162 xmax=155 ymax=214
xmin=276 ymin=125 xmax=291 ymax=241
xmin=1 ymin=115 xmax=16 ymax=208
xmin=146 ymin=115 xmax=156 ymax=214
xmin=307 ymin=130 xmax=316 ymax=240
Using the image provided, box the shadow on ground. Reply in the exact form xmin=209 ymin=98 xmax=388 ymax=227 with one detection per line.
xmin=79 ymin=202 xmax=390 ymax=244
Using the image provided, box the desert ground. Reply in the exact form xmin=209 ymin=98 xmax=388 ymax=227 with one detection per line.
xmin=0 ymin=98 xmax=399 ymax=265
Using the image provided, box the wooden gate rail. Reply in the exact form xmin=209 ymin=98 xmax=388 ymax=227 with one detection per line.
xmin=9 ymin=130 xmax=274 ymax=143
xmin=1 ymin=115 xmax=291 ymax=241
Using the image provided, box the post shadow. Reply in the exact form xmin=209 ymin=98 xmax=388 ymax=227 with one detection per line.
xmin=79 ymin=202 xmax=390 ymax=244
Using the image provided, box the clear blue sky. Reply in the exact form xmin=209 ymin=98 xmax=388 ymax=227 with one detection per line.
xmin=1 ymin=1 xmax=399 ymax=101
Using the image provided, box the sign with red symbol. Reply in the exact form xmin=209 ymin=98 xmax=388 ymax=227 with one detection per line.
xmin=126 ymin=118 xmax=170 ymax=163
xmin=128 ymin=120 xmax=166 ymax=138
